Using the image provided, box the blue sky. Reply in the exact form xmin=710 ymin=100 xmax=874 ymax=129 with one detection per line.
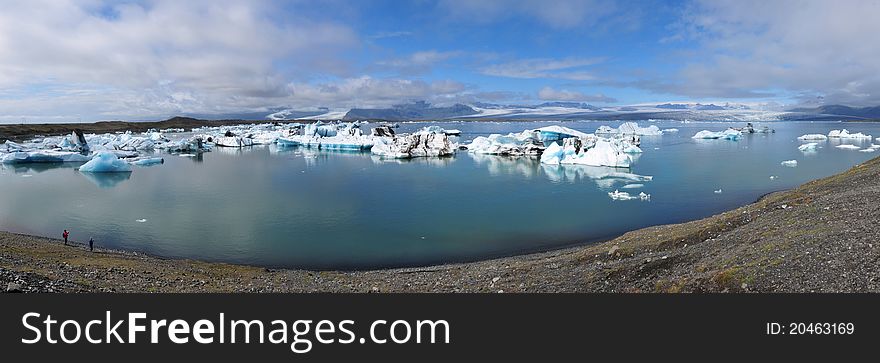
xmin=1 ymin=0 xmax=879 ymax=121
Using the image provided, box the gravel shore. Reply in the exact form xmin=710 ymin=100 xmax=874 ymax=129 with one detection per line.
xmin=3 ymin=155 xmax=880 ymax=293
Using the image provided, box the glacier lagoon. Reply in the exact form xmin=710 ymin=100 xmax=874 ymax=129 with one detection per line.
xmin=2 ymin=120 xmax=880 ymax=269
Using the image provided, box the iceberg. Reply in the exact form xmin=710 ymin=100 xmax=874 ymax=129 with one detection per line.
xmin=835 ymin=144 xmax=861 ymax=150
xmin=465 ymin=130 xmax=544 ymax=156
xmin=128 ymin=157 xmax=164 ymax=166
xmin=781 ymin=160 xmax=798 ymax=167
xmin=798 ymin=143 xmax=819 ymax=152
xmin=828 ymin=129 xmax=872 ymax=139
xmin=541 ymin=137 xmax=633 ymax=168
xmin=78 ymin=152 xmax=132 ymax=173
xmin=608 ymin=190 xmax=651 ymax=201
xmin=214 ymin=136 xmax=255 ymax=148
xmin=371 ymin=132 xmax=455 ymax=158
xmin=595 ymin=122 xmax=662 ymax=136
xmin=1 ymin=150 xmax=91 ymax=164
xmin=798 ymin=134 xmax=827 ymax=141
xmin=534 ymin=125 xmax=591 ymax=142
xmin=859 ymin=148 xmax=876 ymax=153
xmin=691 ymin=129 xmax=742 ymax=140
xmin=621 ymin=183 xmax=644 ymax=189
xmin=661 ymin=128 xmax=679 ymax=133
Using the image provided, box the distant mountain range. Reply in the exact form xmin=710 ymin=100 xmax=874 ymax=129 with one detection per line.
xmin=787 ymin=105 xmax=880 ymax=119
xmin=253 ymin=102 xmax=880 ymax=122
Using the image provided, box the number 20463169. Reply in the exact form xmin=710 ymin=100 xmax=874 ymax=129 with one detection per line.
xmin=766 ymin=322 xmax=854 ymax=335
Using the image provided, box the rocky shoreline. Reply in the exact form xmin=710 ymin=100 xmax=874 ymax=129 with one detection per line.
xmin=4 ymin=155 xmax=880 ymax=293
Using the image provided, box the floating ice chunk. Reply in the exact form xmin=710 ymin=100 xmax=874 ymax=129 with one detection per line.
xmin=780 ymin=160 xmax=798 ymax=167
xmin=128 ymin=157 xmax=164 ymax=166
xmin=136 ymin=219 xmax=147 ymax=223
xmin=78 ymin=152 xmax=132 ymax=173
xmin=692 ymin=129 xmax=742 ymax=140
xmin=179 ymin=153 xmax=196 ymax=157
xmin=596 ymin=122 xmax=662 ymax=136
xmin=608 ymin=190 xmax=650 ymax=201
xmin=769 ymin=175 xmax=778 ymax=180
xmin=859 ymin=148 xmax=876 ymax=153
xmin=828 ymin=129 xmax=872 ymax=139
xmin=835 ymin=144 xmax=861 ymax=150
xmin=4 ymin=140 xmax=26 ymax=152
xmin=539 ymin=141 xmax=563 ymax=165
xmin=371 ymin=132 xmax=454 ymax=158
xmin=798 ymin=143 xmax=819 ymax=152
xmin=621 ymin=183 xmax=644 ymax=189
xmin=608 ymin=190 xmax=637 ymax=200
xmin=714 ymin=189 xmax=723 ymax=194
xmin=466 ymin=130 xmax=544 ymax=156
xmin=276 ymin=137 xmax=302 ymax=147
xmin=215 ymin=136 xmax=255 ymax=147
xmin=534 ymin=125 xmax=591 ymax=142
xmin=661 ymin=128 xmax=679 ymax=133
xmin=798 ymin=134 xmax=828 ymax=141
xmin=1 ymin=150 xmax=91 ymax=164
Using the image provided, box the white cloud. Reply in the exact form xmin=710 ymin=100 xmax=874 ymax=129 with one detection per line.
xmin=662 ymin=0 xmax=880 ymax=105
xmin=285 ymin=76 xmax=468 ymax=109
xmin=375 ymin=50 xmax=462 ymax=75
xmin=482 ymin=57 xmax=603 ymax=81
xmin=538 ymin=87 xmax=616 ymax=103
xmin=0 ymin=0 xmax=359 ymax=121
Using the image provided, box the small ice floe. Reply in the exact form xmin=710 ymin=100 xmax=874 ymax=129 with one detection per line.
xmin=661 ymin=128 xmax=679 ymax=133
xmin=797 ymin=134 xmax=828 ymax=141
xmin=780 ymin=160 xmax=798 ymax=167
xmin=835 ymin=144 xmax=862 ymax=150
xmin=128 ymin=157 xmax=164 ymax=166
xmin=608 ymin=190 xmax=650 ymax=201
xmin=621 ymin=183 xmax=644 ymax=189
xmin=179 ymin=153 xmax=197 ymax=157
xmin=691 ymin=129 xmax=742 ymax=140
xmin=770 ymin=175 xmax=778 ymax=180
xmin=21 ymin=174 xmax=32 ymax=178
xmin=595 ymin=122 xmax=662 ymax=136
xmin=136 ymin=219 xmax=147 ymax=223
xmin=714 ymin=189 xmax=723 ymax=194
xmin=859 ymin=148 xmax=876 ymax=153
xmin=798 ymin=143 xmax=819 ymax=152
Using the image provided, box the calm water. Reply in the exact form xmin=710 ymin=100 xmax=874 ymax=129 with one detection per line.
xmin=1 ymin=120 xmax=878 ymax=269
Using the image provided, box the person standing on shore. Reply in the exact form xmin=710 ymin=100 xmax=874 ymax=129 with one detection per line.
xmin=89 ymin=237 xmax=94 ymax=252
xmin=62 ymin=230 xmax=69 ymax=245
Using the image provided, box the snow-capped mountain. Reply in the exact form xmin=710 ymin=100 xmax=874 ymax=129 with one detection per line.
xmin=264 ymin=101 xmax=877 ymax=122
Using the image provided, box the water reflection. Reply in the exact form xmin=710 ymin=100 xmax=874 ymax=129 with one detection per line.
xmin=79 ymin=171 xmax=132 ymax=188
xmin=541 ymin=163 xmax=651 ymax=189
xmin=2 ymin=162 xmax=82 ymax=174
xmin=467 ymin=153 xmax=540 ymax=178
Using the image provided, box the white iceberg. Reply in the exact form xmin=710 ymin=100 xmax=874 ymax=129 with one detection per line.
xmin=661 ymin=128 xmax=679 ymax=133
xmin=541 ymin=137 xmax=633 ymax=168
xmin=608 ymin=190 xmax=651 ymax=201
xmin=1 ymin=150 xmax=91 ymax=164
xmin=78 ymin=152 xmax=132 ymax=173
xmin=621 ymin=183 xmax=644 ymax=189
xmin=798 ymin=134 xmax=828 ymax=141
xmin=859 ymin=148 xmax=876 ymax=153
xmin=692 ymin=129 xmax=742 ymax=140
xmin=828 ymin=129 xmax=872 ymax=139
xmin=780 ymin=160 xmax=798 ymax=167
xmin=596 ymin=122 xmax=662 ymax=136
xmin=798 ymin=143 xmax=819 ymax=152
xmin=128 ymin=157 xmax=164 ymax=166
xmin=465 ymin=130 xmax=544 ymax=156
